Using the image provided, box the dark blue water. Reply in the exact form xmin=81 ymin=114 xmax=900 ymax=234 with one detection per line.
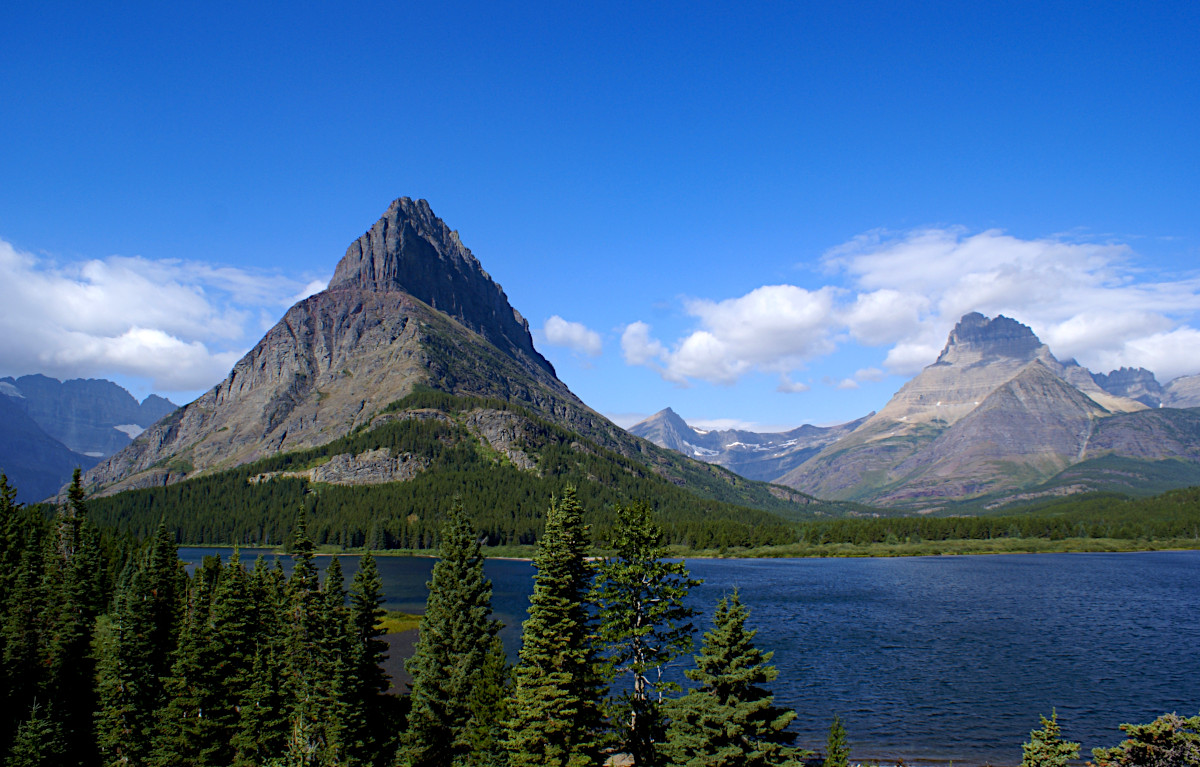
xmin=178 ymin=549 xmax=1200 ymax=766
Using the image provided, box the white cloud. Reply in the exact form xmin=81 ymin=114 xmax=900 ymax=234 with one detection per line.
xmin=835 ymin=378 xmax=859 ymax=390
xmin=0 ymin=238 xmax=328 ymax=396
xmin=621 ymin=322 xmax=668 ymax=366
xmin=621 ymin=227 xmax=1200 ymax=387
xmin=826 ymin=228 xmax=1200 ymax=377
xmin=776 ymin=374 xmax=811 ymax=393
xmin=624 ymin=285 xmax=838 ymax=386
xmin=542 ymin=315 xmax=602 ymax=356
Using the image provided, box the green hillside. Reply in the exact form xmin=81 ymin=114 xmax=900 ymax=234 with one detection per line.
xmin=85 ymin=391 xmax=853 ymax=550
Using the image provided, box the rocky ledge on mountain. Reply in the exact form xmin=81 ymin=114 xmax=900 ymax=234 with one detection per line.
xmin=248 ymin=448 xmax=430 ymax=486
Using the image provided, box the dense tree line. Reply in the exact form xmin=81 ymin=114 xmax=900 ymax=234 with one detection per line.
xmin=797 ymin=486 xmax=1200 ymax=546
xmin=82 ymin=392 xmax=797 ymax=551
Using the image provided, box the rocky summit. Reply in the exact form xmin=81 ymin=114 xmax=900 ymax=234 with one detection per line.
xmin=773 ymin=313 xmax=1200 ymax=506
xmin=83 ymin=198 xmax=630 ymax=495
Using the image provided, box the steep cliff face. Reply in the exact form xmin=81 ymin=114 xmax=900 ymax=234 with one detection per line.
xmin=330 ymin=197 xmax=553 ymax=375
xmin=83 ymin=199 xmax=619 ymax=496
xmin=1092 ymin=367 xmax=1164 ymax=408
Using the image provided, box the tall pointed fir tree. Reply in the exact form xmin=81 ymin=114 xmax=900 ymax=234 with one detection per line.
xmin=348 ymin=551 xmax=393 ymax=767
xmin=398 ymin=502 xmax=504 ymax=767
xmin=94 ymin=525 xmax=184 ymax=767
xmin=283 ymin=509 xmax=349 ymax=766
xmin=43 ymin=467 xmax=107 ymax=766
xmin=507 ymin=487 xmax=604 ymax=767
xmin=663 ymin=591 xmax=803 ymax=767
xmin=593 ymin=501 xmax=700 ymax=766
xmin=232 ymin=555 xmax=291 ymax=766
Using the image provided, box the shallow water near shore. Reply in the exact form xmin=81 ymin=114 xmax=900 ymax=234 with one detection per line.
xmin=179 ymin=548 xmax=1200 ymax=766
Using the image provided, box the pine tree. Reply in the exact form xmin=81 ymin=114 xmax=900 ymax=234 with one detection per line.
xmin=399 ymin=502 xmax=502 ymax=767
xmin=663 ymin=591 xmax=803 ymax=767
xmin=823 ymin=715 xmax=849 ymax=767
xmin=347 ymin=551 xmax=391 ymax=766
xmin=1090 ymin=712 xmax=1200 ymax=767
xmin=594 ymin=501 xmax=700 ymax=765
xmin=282 ymin=509 xmax=347 ymax=766
xmin=7 ymin=701 xmax=68 ymax=767
xmin=507 ymin=487 xmax=604 ymax=767
xmin=232 ymin=556 xmax=290 ymax=766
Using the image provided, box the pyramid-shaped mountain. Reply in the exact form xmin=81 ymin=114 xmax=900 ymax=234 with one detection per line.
xmin=777 ymin=313 xmax=1200 ymax=506
xmin=84 ymin=199 xmax=636 ymax=495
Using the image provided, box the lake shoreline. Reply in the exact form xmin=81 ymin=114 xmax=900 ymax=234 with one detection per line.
xmin=177 ymin=537 xmax=1200 ymax=562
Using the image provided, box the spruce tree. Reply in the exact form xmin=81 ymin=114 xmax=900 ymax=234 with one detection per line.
xmin=348 ymin=551 xmax=391 ymax=766
xmin=1021 ymin=710 xmax=1079 ymax=767
xmin=232 ymin=556 xmax=290 ymax=766
xmin=7 ymin=701 xmax=68 ymax=767
xmin=663 ymin=590 xmax=803 ymax=767
xmin=507 ymin=487 xmax=603 ymax=767
xmin=594 ymin=501 xmax=700 ymax=765
xmin=399 ymin=502 xmax=502 ymax=767
xmin=823 ymin=715 xmax=849 ymax=767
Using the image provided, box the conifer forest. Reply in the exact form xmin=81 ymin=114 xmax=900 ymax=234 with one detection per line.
xmin=3 ymin=471 xmax=1198 ymax=766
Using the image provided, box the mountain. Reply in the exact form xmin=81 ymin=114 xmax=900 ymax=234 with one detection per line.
xmin=0 ymin=376 xmax=175 ymax=503
xmin=627 ymin=408 xmax=867 ymax=482
xmin=776 ymin=313 xmax=1200 ymax=507
xmin=3 ymin=374 xmax=177 ymax=456
xmin=0 ymin=394 xmax=98 ymax=504
xmin=1164 ymin=374 xmax=1200 ymax=407
xmin=83 ymin=198 xmax=828 ymax=526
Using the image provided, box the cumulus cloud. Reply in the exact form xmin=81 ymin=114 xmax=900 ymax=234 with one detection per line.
xmin=826 ymin=228 xmax=1200 ymax=376
xmin=623 ymin=286 xmax=838 ymax=386
xmin=621 ymin=227 xmax=1200 ymax=387
xmin=542 ymin=315 xmax=602 ymax=356
xmin=0 ymin=238 xmax=328 ymax=394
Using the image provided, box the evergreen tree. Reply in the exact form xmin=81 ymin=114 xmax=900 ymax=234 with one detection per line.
xmin=1020 ymin=710 xmax=1079 ymax=767
xmin=399 ymin=502 xmax=503 ymax=767
xmin=282 ymin=509 xmax=347 ymax=766
xmin=507 ymin=487 xmax=604 ymax=767
xmin=593 ymin=501 xmax=700 ymax=765
xmin=7 ymin=701 xmax=68 ymax=767
xmin=1091 ymin=712 xmax=1200 ymax=767
xmin=663 ymin=591 xmax=803 ymax=767
xmin=95 ymin=524 xmax=183 ymax=767
xmin=43 ymin=468 xmax=107 ymax=766
xmin=823 ymin=715 xmax=849 ymax=767
xmin=462 ymin=634 xmax=512 ymax=767
xmin=348 ymin=552 xmax=392 ymax=766
xmin=232 ymin=556 xmax=291 ymax=766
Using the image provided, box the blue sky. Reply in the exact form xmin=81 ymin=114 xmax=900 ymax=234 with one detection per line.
xmin=2 ymin=2 xmax=1198 ymax=430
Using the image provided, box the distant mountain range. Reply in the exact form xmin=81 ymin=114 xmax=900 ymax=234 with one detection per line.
xmin=632 ymin=313 xmax=1200 ymax=509
xmin=0 ymin=375 xmax=176 ymax=503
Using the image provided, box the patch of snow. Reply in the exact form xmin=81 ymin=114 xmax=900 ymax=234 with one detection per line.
xmin=85 ymin=451 xmax=105 ymax=458
xmin=0 ymin=382 xmax=23 ymax=398
xmin=692 ymin=428 xmax=710 ymax=435
xmin=114 ymin=423 xmax=145 ymax=439
xmin=683 ymin=441 xmax=720 ymax=457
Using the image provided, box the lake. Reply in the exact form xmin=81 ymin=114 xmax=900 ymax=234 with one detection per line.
xmin=178 ymin=548 xmax=1200 ymax=766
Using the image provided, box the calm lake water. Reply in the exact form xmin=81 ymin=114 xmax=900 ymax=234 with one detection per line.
xmin=178 ymin=548 xmax=1200 ymax=766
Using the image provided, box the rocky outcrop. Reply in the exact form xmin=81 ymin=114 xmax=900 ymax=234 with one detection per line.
xmin=1092 ymin=367 xmax=1164 ymax=407
xmin=249 ymin=448 xmax=430 ymax=486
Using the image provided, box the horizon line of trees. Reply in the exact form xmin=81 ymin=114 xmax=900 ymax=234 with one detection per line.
xmin=4 ymin=471 xmax=1198 ymax=766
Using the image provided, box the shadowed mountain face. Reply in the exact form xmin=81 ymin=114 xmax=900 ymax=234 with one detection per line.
xmin=627 ymin=408 xmax=867 ymax=482
xmin=0 ymin=376 xmax=175 ymax=502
